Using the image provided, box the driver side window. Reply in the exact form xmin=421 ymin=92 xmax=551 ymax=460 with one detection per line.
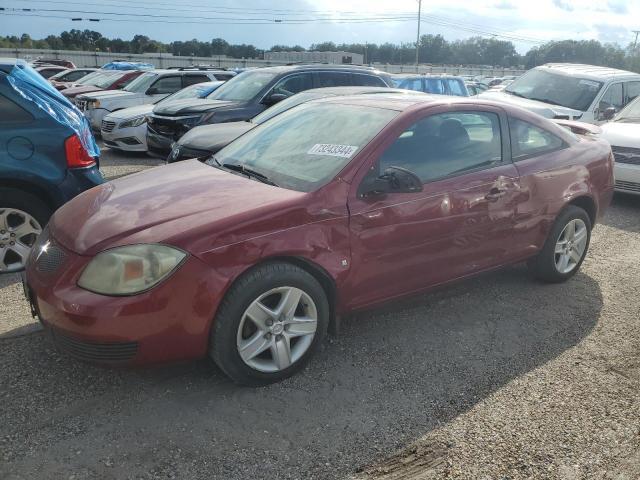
xmin=379 ymin=111 xmax=503 ymax=184
xmin=272 ymin=74 xmax=312 ymax=97
xmin=599 ymin=83 xmax=623 ymax=116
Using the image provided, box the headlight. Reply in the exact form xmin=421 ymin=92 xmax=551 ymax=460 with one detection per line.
xmin=119 ymin=116 xmax=147 ymax=129
xmin=77 ymin=244 xmax=187 ymax=295
xmin=200 ymin=111 xmax=215 ymax=123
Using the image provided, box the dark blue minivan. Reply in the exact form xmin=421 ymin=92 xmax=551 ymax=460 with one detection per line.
xmin=0 ymin=58 xmax=104 ymax=273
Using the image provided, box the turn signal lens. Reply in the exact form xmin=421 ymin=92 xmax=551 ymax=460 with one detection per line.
xmin=64 ymin=134 xmax=96 ymax=168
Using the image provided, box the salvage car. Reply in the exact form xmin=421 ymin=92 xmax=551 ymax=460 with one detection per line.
xmin=601 ymin=96 xmax=640 ymax=194
xmin=167 ymin=86 xmax=425 ymax=163
xmin=101 ymin=81 xmax=224 ymax=152
xmin=77 ymin=68 xmax=234 ymax=132
xmin=24 ymin=94 xmax=613 ymax=385
xmin=479 ymin=63 xmax=640 ymax=124
xmin=0 ymin=59 xmax=103 ymax=273
xmin=62 ymin=70 xmax=144 ymax=99
xmin=49 ymin=68 xmax=98 ymax=90
xmin=147 ymin=64 xmax=394 ymax=157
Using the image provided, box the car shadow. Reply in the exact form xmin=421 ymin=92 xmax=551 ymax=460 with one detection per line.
xmin=602 ymin=192 xmax=640 ymax=233
xmin=0 ymin=264 xmax=602 ymax=479
xmin=0 ymin=272 xmax=20 ymax=288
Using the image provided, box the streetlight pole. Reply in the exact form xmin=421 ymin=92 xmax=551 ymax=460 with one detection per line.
xmin=633 ymin=30 xmax=640 ymax=52
xmin=415 ymin=0 xmax=422 ymax=67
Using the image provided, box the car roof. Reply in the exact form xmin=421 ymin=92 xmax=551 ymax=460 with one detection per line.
xmin=392 ymin=73 xmax=465 ymax=80
xmin=539 ymin=63 xmax=640 ymax=80
xmin=298 ymin=86 xmax=424 ymax=96
xmin=246 ymin=64 xmax=387 ymax=75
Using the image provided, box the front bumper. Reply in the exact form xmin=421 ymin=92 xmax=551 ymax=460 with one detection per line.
xmin=25 ymin=238 xmax=224 ymax=366
xmin=101 ymin=123 xmax=148 ymax=152
xmin=83 ymin=108 xmax=111 ymax=133
xmin=615 ymin=162 xmax=640 ymax=195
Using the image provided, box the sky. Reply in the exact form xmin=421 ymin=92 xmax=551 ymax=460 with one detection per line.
xmin=2 ymin=0 xmax=640 ymax=54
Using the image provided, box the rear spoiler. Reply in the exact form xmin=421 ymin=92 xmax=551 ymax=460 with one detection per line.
xmin=553 ymin=119 xmax=602 ymax=136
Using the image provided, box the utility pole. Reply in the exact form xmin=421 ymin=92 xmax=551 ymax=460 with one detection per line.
xmin=633 ymin=30 xmax=640 ymax=52
xmin=415 ymin=0 xmax=422 ymax=66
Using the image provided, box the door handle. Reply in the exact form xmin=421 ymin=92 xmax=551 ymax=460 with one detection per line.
xmin=485 ymin=188 xmax=507 ymax=201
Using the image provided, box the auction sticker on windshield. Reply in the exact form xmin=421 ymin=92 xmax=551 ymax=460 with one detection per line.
xmin=307 ymin=144 xmax=359 ymax=158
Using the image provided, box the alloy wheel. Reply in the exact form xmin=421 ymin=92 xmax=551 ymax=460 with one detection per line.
xmin=236 ymin=286 xmax=318 ymax=373
xmin=554 ymin=218 xmax=588 ymax=274
xmin=0 ymin=208 xmax=42 ymax=273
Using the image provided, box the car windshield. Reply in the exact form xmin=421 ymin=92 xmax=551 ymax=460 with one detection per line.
xmin=123 ymin=72 xmax=157 ymax=93
xmin=252 ymin=91 xmax=333 ymax=125
xmin=207 ymin=71 xmax=276 ymax=102
xmin=74 ymin=71 xmax=105 ymax=85
xmin=162 ymin=82 xmax=221 ymax=102
xmin=93 ymin=72 xmax=127 ymax=89
xmin=209 ymin=102 xmax=398 ymax=192
xmin=614 ymin=97 xmax=640 ymax=122
xmin=504 ymin=69 xmax=603 ymax=111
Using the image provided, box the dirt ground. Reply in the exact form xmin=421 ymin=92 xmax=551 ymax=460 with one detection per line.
xmin=1 ymin=146 xmax=639 ymax=479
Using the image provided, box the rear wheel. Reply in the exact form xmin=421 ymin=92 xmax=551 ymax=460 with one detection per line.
xmin=0 ymin=188 xmax=51 ymax=273
xmin=527 ymin=205 xmax=591 ymax=283
xmin=210 ymin=262 xmax=329 ymax=386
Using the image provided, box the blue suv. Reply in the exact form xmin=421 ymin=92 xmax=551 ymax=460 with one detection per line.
xmin=0 ymin=59 xmax=104 ymax=273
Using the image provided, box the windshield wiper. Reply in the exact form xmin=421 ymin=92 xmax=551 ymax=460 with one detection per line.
xmin=221 ymin=162 xmax=279 ymax=187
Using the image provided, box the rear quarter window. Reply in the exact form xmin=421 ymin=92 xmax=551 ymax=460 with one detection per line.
xmin=0 ymin=93 xmax=34 ymax=123
xmin=509 ymin=117 xmax=565 ymax=160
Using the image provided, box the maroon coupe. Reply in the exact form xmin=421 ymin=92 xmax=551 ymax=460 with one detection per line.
xmin=24 ymin=94 xmax=614 ymax=385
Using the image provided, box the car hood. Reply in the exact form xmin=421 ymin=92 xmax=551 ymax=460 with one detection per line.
xmin=478 ymin=90 xmax=584 ymax=119
xmin=50 ymin=160 xmax=307 ymax=257
xmin=63 ymin=85 xmax=102 ymax=97
xmin=106 ymin=104 xmax=154 ymax=121
xmin=80 ymin=90 xmax=138 ymax=100
xmin=153 ymin=98 xmax=238 ymax=116
xmin=177 ymin=121 xmax=255 ymax=151
xmin=600 ymin=121 xmax=640 ymax=148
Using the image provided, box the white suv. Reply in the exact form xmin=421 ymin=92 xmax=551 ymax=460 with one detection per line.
xmin=76 ymin=68 xmax=235 ymax=131
xmin=479 ymin=63 xmax=640 ymax=124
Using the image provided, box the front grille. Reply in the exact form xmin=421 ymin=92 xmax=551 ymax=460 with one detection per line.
xmin=35 ymin=244 xmax=66 ymax=273
xmin=75 ymin=99 xmax=88 ymax=111
xmin=101 ymin=120 xmax=116 ymax=133
xmin=51 ymin=328 xmax=138 ymax=364
xmin=612 ymin=146 xmax=640 ymax=165
xmin=615 ymin=180 xmax=640 ymax=192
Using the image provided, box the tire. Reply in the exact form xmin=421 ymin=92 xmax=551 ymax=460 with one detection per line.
xmin=527 ymin=205 xmax=592 ymax=283
xmin=210 ymin=262 xmax=329 ymax=386
xmin=0 ymin=188 xmax=52 ymax=274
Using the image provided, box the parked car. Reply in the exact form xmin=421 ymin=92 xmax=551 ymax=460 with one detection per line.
xmin=479 ymin=63 xmax=640 ymax=124
xmin=601 ymin=96 xmax=640 ymax=194
xmin=465 ymin=82 xmax=487 ymax=96
xmin=34 ymin=65 xmax=67 ymax=79
xmin=77 ymin=68 xmax=232 ymax=132
xmin=49 ymin=68 xmax=98 ymax=90
xmin=101 ymin=81 xmax=224 ymax=152
xmin=167 ymin=86 xmax=426 ymax=163
xmin=24 ymin=94 xmax=613 ymax=385
xmin=392 ymin=74 xmax=469 ymax=97
xmin=62 ymin=70 xmax=145 ymax=99
xmin=147 ymin=64 xmax=394 ymax=157
xmin=0 ymin=58 xmax=103 ymax=273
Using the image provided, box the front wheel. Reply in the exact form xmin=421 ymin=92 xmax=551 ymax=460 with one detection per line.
xmin=527 ymin=205 xmax=591 ymax=283
xmin=210 ymin=262 xmax=329 ymax=386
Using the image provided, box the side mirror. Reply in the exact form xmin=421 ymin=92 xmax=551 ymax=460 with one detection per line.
xmin=262 ymin=93 xmax=287 ymax=105
xmin=359 ymin=166 xmax=423 ymax=197
xmin=602 ymin=106 xmax=616 ymax=121
xmin=146 ymin=87 xmax=159 ymax=95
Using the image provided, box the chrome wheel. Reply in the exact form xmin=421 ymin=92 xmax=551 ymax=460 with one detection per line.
xmin=236 ymin=286 xmax=318 ymax=373
xmin=554 ymin=218 xmax=588 ymax=274
xmin=0 ymin=208 xmax=42 ymax=273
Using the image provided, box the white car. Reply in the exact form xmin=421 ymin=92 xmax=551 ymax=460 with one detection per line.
xmin=601 ymin=97 xmax=640 ymax=194
xmin=479 ymin=63 xmax=640 ymax=124
xmin=101 ymin=81 xmax=224 ymax=152
xmin=77 ymin=68 xmax=234 ymax=132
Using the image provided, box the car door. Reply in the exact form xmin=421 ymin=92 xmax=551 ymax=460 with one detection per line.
xmin=345 ymin=105 xmax=521 ymax=309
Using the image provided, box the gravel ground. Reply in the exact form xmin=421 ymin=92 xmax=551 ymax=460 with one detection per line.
xmin=1 ymin=146 xmax=639 ymax=479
